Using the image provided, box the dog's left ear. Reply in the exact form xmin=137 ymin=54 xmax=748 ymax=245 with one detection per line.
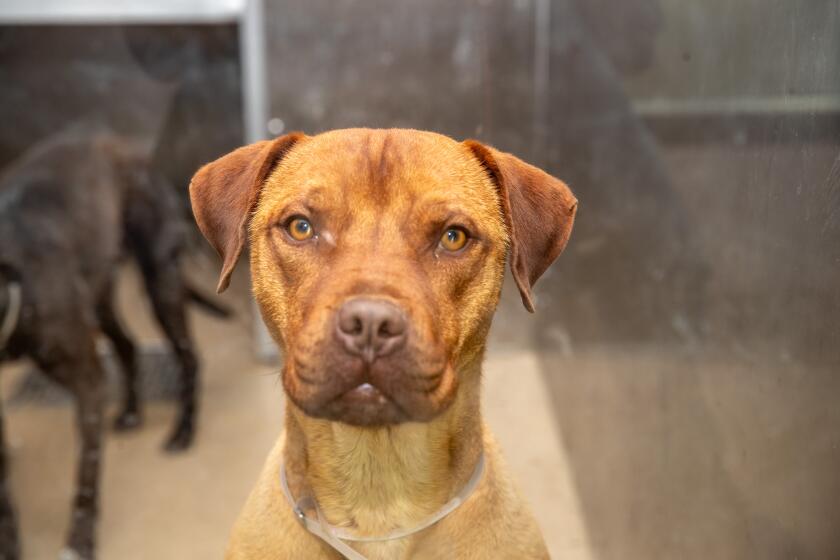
xmin=465 ymin=141 xmax=578 ymax=312
xmin=189 ymin=133 xmax=304 ymax=293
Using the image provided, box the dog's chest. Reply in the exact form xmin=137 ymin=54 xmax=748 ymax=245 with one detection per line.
xmin=351 ymin=540 xmax=411 ymax=560
xmin=350 ymin=535 xmax=463 ymax=560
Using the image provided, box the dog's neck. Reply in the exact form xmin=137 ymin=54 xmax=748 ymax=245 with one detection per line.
xmin=282 ymin=368 xmax=484 ymax=537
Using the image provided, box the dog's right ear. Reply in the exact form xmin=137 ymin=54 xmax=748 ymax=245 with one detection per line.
xmin=189 ymin=132 xmax=304 ymax=293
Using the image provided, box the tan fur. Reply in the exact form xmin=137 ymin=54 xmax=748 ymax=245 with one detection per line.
xmin=189 ymin=129 xmax=576 ymax=559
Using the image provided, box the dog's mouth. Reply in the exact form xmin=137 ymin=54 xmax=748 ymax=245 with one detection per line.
xmin=342 ymin=382 xmax=386 ymax=403
xmin=318 ymin=378 xmax=410 ymax=426
xmin=284 ymin=354 xmax=454 ymax=427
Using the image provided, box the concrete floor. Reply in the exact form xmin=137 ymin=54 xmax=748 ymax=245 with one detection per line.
xmin=0 ymin=262 xmax=594 ymax=560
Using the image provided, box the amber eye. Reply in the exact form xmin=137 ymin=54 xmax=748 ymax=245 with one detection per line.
xmin=440 ymin=227 xmax=468 ymax=252
xmin=287 ymin=217 xmax=314 ymax=241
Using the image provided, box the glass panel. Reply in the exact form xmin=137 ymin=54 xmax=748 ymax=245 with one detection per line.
xmin=1 ymin=1 xmax=837 ymax=557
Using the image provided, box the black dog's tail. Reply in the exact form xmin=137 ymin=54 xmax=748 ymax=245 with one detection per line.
xmin=185 ymin=283 xmax=232 ymax=319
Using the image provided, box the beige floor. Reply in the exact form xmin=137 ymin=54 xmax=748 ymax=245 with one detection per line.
xmin=0 ymin=264 xmax=593 ymax=560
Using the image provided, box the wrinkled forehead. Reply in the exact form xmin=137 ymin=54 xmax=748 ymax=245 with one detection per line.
xmin=256 ymin=130 xmax=503 ymax=227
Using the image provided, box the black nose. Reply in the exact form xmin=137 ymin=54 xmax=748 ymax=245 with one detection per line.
xmin=336 ymin=298 xmax=407 ymax=363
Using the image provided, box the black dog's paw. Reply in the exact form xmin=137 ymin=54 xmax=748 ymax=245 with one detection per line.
xmin=0 ymin=545 xmax=18 ymax=560
xmin=58 ymin=546 xmax=93 ymax=560
xmin=63 ymin=512 xmax=95 ymax=560
xmin=162 ymin=425 xmax=194 ymax=453
xmin=0 ymin=539 xmax=19 ymax=560
xmin=0 ymin=501 xmax=20 ymax=560
xmin=112 ymin=410 xmax=142 ymax=432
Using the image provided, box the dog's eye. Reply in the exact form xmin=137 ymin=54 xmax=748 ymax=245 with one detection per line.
xmin=287 ymin=217 xmax=314 ymax=241
xmin=439 ymin=227 xmax=468 ymax=252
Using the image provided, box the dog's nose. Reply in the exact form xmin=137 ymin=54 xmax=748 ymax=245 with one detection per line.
xmin=336 ymin=298 xmax=407 ymax=363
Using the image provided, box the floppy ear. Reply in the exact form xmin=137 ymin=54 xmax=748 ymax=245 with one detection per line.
xmin=464 ymin=141 xmax=578 ymax=312
xmin=189 ymin=132 xmax=304 ymax=293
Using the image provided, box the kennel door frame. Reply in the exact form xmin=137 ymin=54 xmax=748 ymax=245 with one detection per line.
xmin=0 ymin=0 xmax=245 ymax=24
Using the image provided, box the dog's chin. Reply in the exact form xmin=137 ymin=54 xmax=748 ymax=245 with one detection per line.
xmin=316 ymin=383 xmax=410 ymax=426
xmin=284 ymin=353 xmax=456 ymax=426
xmin=289 ymin=378 xmax=451 ymax=427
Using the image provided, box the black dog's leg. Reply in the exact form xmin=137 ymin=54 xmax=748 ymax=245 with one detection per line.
xmin=125 ymin=169 xmax=200 ymax=452
xmin=0 ymin=396 xmax=20 ymax=560
xmin=38 ymin=337 xmax=104 ymax=560
xmin=96 ymin=291 xmax=141 ymax=431
xmin=141 ymin=266 xmax=198 ymax=453
xmin=67 ymin=370 xmax=104 ymax=560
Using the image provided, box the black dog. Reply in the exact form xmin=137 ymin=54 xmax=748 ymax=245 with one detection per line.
xmin=0 ymin=127 xmax=227 ymax=559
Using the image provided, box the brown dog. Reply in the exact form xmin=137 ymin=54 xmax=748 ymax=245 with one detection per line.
xmin=190 ymin=129 xmax=577 ymax=559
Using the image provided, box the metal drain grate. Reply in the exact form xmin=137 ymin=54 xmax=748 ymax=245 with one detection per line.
xmin=7 ymin=342 xmax=181 ymax=407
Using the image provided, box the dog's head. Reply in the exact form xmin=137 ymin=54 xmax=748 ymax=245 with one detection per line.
xmin=190 ymin=129 xmax=576 ymax=426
